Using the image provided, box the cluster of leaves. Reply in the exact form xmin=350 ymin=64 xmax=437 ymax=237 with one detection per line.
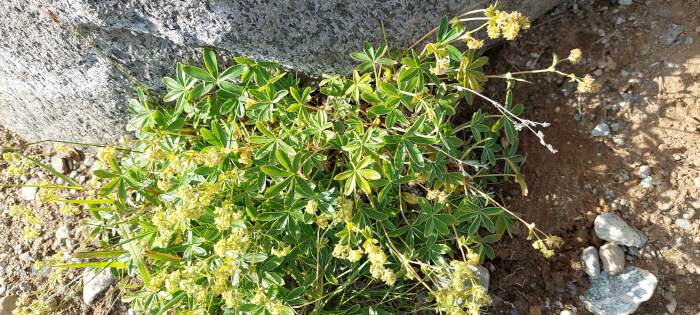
xmin=47 ymin=11 xmax=567 ymax=315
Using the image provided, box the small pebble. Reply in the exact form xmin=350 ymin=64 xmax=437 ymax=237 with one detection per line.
xmin=683 ymin=209 xmax=695 ymax=220
xmin=573 ymin=113 xmax=582 ymax=121
xmin=620 ymin=70 xmax=629 ymax=77
xmin=660 ymin=203 xmax=673 ymax=211
xmin=593 ymin=69 xmax=603 ymax=76
xmin=675 ymin=218 xmax=693 ymax=231
xmin=618 ymin=0 xmax=632 ymax=4
xmin=611 ymin=123 xmax=619 ymax=132
xmin=638 ymin=165 xmax=651 ymax=178
xmin=686 ymin=37 xmax=694 ymax=45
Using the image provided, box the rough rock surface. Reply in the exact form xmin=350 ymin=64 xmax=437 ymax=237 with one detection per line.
xmin=83 ymin=267 xmax=116 ymax=305
xmin=599 ymin=242 xmax=625 ymax=274
xmin=581 ymin=246 xmax=601 ymax=279
xmin=594 ymin=212 xmax=647 ymax=247
xmin=0 ymin=0 xmax=558 ymax=145
xmin=583 ymin=267 xmax=658 ymax=315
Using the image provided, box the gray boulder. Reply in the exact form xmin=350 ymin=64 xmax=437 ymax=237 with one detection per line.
xmin=583 ymin=267 xmax=658 ymax=315
xmin=594 ymin=212 xmax=647 ymax=247
xmin=0 ymin=0 xmax=558 ymax=145
xmin=83 ymin=267 xmax=116 ymax=304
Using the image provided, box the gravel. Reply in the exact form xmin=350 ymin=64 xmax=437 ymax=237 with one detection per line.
xmin=610 ymin=123 xmax=620 ymax=132
xmin=663 ymin=24 xmax=685 ymax=45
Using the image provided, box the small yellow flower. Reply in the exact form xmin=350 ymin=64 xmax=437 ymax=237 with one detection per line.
xmin=568 ymin=48 xmax=582 ymax=64
xmin=577 ymin=74 xmax=601 ymax=93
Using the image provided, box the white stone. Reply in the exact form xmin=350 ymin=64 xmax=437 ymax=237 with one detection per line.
xmin=83 ymin=267 xmax=116 ymax=304
xmin=599 ymin=243 xmax=625 ymax=274
xmin=581 ymin=246 xmax=601 ymax=279
xmin=675 ymin=218 xmax=693 ymax=231
xmin=55 ymin=226 xmax=70 ymax=240
xmin=594 ymin=212 xmax=647 ymax=247
xmin=21 ymin=179 xmax=38 ymax=201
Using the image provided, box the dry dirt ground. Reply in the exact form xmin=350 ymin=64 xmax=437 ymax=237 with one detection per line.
xmin=474 ymin=0 xmax=700 ymax=314
xmin=1 ymin=0 xmax=700 ymax=314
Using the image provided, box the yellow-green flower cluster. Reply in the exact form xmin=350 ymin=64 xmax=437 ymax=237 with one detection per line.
xmin=59 ymin=204 xmax=82 ymax=215
xmin=11 ymin=294 xmax=51 ymax=315
xmin=151 ymin=208 xmax=174 ymax=248
xmin=426 ymin=190 xmax=448 ymax=203
xmin=568 ymin=48 xmax=582 ymax=64
xmin=9 ymin=206 xmax=42 ymax=241
xmin=461 ymin=33 xmax=484 ymax=50
xmin=333 ymin=199 xmax=354 ymax=225
xmin=532 ymin=235 xmax=564 ymax=258
xmin=485 ymin=10 xmax=530 ymax=40
xmin=214 ymin=231 xmax=251 ymax=258
xmin=577 ymin=74 xmax=601 ymax=93
xmin=434 ymin=260 xmax=492 ymax=315
xmin=36 ymin=180 xmax=56 ymax=204
xmin=214 ymin=203 xmax=243 ymax=231
xmin=271 ymin=244 xmax=291 ymax=258
xmin=363 ymin=238 xmax=396 ymax=285
xmin=430 ymin=57 xmax=450 ymax=75
xmin=332 ymin=243 xmax=363 ymax=262
xmin=97 ymin=147 xmax=116 ymax=161
xmin=3 ymin=152 xmax=28 ymax=178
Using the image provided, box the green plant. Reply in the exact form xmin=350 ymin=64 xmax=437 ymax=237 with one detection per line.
xmin=3 ymin=3 xmax=601 ymax=315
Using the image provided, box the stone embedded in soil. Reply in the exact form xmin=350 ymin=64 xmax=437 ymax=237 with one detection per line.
xmin=599 ymin=243 xmax=625 ymax=274
xmin=663 ymin=24 xmax=685 ymax=45
xmin=618 ymin=0 xmax=632 ymax=5
xmin=638 ymin=165 xmax=651 ymax=178
xmin=21 ymin=178 xmax=38 ymax=201
xmin=581 ymin=246 xmax=601 ymax=279
xmin=529 ymin=305 xmax=542 ymax=315
xmin=591 ymin=123 xmax=611 ymax=137
xmin=640 ymin=176 xmax=654 ymax=188
xmin=675 ymin=218 xmax=693 ymax=231
xmin=574 ymin=229 xmax=590 ymax=245
xmin=683 ymin=209 xmax=696 ymax=220
xmin=55 ymin=226 xmax=70 ymax=240
xmin=610 ymin=123 xmax=620 ymax=132
xmin=560 ymin=81 xmax=576 ymax=97
xmin=594 ymin=212 xmax=647 ymax=247
xmin=0 ymin=296 xmax=18 ymax=315
xmin=583 ymin=267 xmax=657 ymax=315
xmin=83 ymin=267 xmax=116 ymax=305
xmin=51 ymin=155 xmax=68 ymax=174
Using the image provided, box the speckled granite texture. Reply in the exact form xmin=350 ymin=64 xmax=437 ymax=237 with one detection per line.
xmin=0 ymin=0 xmax=559 ymax=145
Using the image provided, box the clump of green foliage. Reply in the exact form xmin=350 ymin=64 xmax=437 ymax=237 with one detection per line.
xmin=4 ymin=3 xmax=600 ymax=315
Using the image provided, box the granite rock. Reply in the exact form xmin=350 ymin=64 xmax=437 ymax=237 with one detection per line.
xmin=583 ymin=267 xmax=657 ymax=315
xmin=0 ymin=0 xmax=558 ymax=145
